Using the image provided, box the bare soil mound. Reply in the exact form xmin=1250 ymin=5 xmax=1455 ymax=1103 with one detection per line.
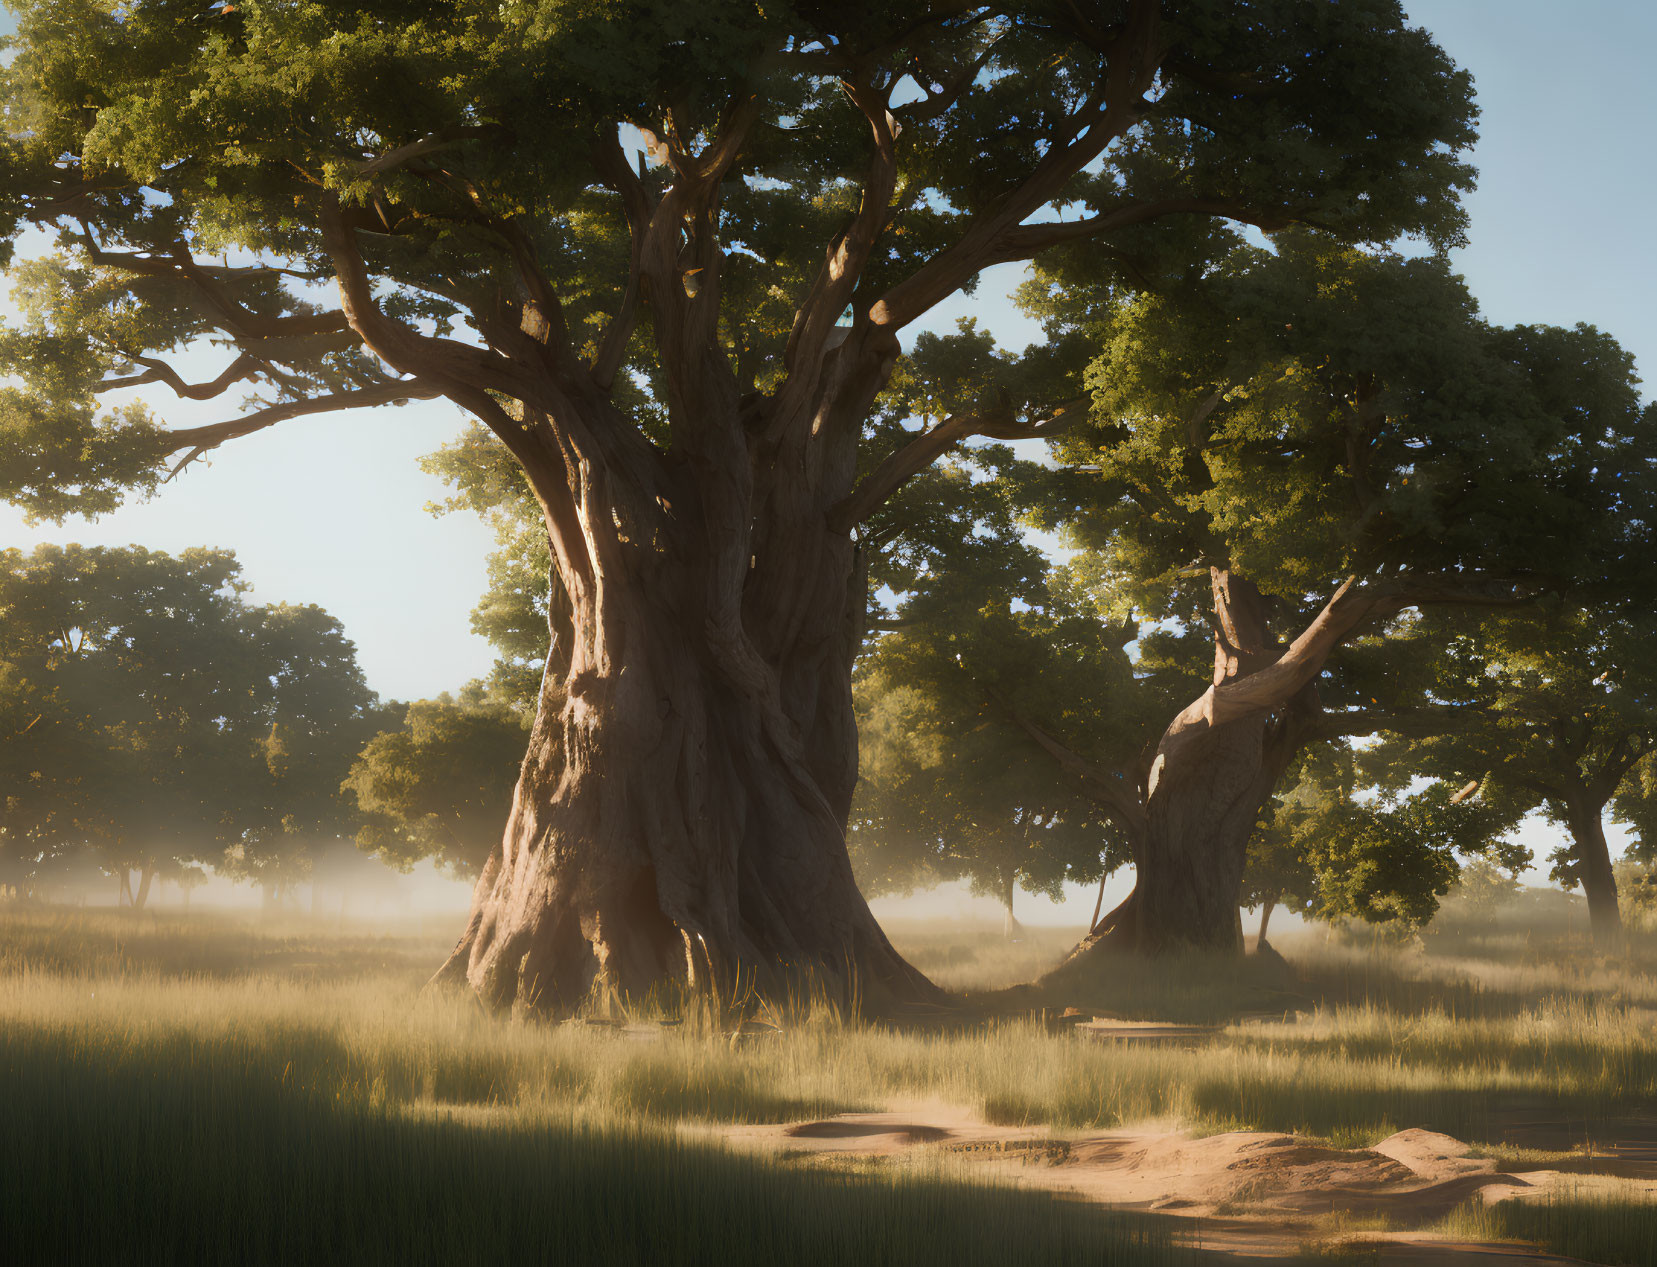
xmin=721 ymin=1107 xmax=1639 ymax=1264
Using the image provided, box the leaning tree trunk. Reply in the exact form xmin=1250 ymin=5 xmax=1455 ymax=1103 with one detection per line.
xmin=131 ymin=866 xmax=154 ymax=911
xmin=1054 ymin=571 xmax=1395 ymax=975
xmin=1089 ymin=573 xmax=1320 ymax=954
xmin=1257 ymin=895 xmax=1277 ymax=947
xmin=433 ymin=386 xmax=938 ymax=1017
xmin=1567 ymin=799 xmax=1623 ymax=950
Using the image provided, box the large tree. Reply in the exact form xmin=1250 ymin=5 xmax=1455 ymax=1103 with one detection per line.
xmin=1029 ymin=236 xmax=1649 ymax=957
xmin=0 ymin=1 xmax=1477 ymax=1010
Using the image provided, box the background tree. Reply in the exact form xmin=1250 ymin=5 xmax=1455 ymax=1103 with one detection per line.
xmin=1024 ymin=235 xmax=1649 ymax=957
xmin=1364 ymin=606 xmax=1657 ymax=947
xmin=218 ymin=603 xmax=385 ymax=906
xmin=0 ymin=544 xmax=376 ymax=905
xmin=1 ymin=545 xmax=258 ymax=903
xmin=345 ymin=687 xmax=532 ymax=879
xmin=0 ymin=0 xmax=1479 ymax=1009
xmin=848 ymin=448 xmax=1194 ymax=935
xmin=1247 ymin=744 xmax=1526 ymax=943
xmin=1443 ymin=851 xmax=1526 ymax=921
xmin=851 ymin=666 xmax=1118 ymax=939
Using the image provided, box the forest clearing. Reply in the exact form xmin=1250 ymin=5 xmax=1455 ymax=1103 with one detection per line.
xmin=5 ymin=902 xmax=1657 ymax=1265
xmin=4 ymin=1 xmax=1657 ymax=1262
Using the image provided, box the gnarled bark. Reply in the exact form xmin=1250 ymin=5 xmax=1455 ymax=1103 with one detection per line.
xmin=431 ymin=389 xmax=940 ymax=1015
xmin=1054 ymin=571 xmax=1399 ymax=974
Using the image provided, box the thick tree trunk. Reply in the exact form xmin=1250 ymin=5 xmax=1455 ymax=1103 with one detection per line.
xmin=1567 ymin=801 xmax=1623 ymax=949
xmin=132 ymin=866 xmax=154 ymax=912
xmin=439 ymin=641 xmax=934 ymax=1015
xmin=1090 ymin=574 xmax=1319 ymax=955
xmin=1258 ymin=895 xmax=1277 ymax=947
xmin=435 ymin=399 xmax=938 ymax=1016
xmin=1052 ymin=571 xmax=1375 ymax=979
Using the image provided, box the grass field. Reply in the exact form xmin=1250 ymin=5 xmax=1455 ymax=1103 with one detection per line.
xmin=4 ymin=904 xmax=1657 ymax=1264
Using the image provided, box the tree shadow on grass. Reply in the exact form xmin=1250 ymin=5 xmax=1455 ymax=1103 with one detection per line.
xmin=0 ymin=1028 xmax=1198 ymax=1267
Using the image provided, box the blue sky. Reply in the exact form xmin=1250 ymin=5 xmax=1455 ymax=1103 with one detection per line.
xmin=3 ymin=3 xmax=1652 ymax=918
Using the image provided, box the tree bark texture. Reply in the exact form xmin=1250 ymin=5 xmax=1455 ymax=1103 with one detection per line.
xmin=1054 ymin=571 xmax=1399 ymax=974
xmin=431 ymin=385 xmax=939 ymax=1015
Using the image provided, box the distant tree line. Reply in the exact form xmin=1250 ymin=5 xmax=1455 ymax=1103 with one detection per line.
xmin=0 ymin=544 xmax=524 ymax=907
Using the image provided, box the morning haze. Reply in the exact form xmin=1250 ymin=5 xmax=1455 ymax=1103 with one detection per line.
xmin=3 ymin=4 xmax=1656 ymax=1263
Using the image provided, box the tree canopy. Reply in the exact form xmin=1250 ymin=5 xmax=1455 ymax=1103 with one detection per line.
xmin=0 ymin=0 xmax=1496 ymax=1005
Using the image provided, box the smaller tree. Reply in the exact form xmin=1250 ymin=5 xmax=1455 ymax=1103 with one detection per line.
xmin=1249 ymin=744 xmax=1526 ymax=938
xmin=0 ymin=545 xmax=377 ymax=905
xmin=344 ymin=688 xmax=531 ymax=879
xmin=851 ymin=670 xmax=1113 ymax=938
xmin=1366 ymin=607 xmax=1657 ymax=947
xmin=850 ymin=472 xmax=1176 ymax=938
xmin=215 ymin=603 xmax=384 ymax=906
xmin=1444 ymin=852 xmax=1525 ymax=919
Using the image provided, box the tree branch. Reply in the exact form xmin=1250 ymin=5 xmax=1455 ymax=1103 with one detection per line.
xmin=357 ymin=125 xmax=508 ymax=177
xmin=1159 ymin=577 xmax=1404 ymax=768
xmin=828 ymin=396 xmax=1089 ymax=532
xmin=158 ymin=380 xmax=444 ymax=461
xmin=318 ymin=194 xmax=538 ymax=404
xmin=1002 ymin=705 xmax=1147 ymax=841
xmin=776 ymin=75 xmax=902 ymax=400
xmin=870 ymin=0 xmax=1167 ymax=331
xmin=588 ymin=129 xmax=657 ymax=391
xmin=990 ymin=198 xmax=1292 ymax=263
xmin=96 ymin=352 xmax=263 ymax=401
xmin=80 ymin=229 xmax=349 ymax=342
xmin=1315 ymin=702 xmax=1486 ymax=742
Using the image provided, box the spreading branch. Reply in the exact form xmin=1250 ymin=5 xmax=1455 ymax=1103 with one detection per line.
xmin=1001 ymin=704 xmax=1147 ymax=841
xmin=357 ymin=125 xmax=508 ymax=177
xmin=318 ymin=195 xmax=538 ymax=407
xmin=80 ymin=230 xmax=349 ymax=342
xmin=159 ymin=380 xmax=444 ymax=460
xmin=828 ymin=396 xmax=1089 ymax=532
xmin=871 ymin=0 xmax=1167 ymax=331
xmin=96 ymin=352 xmax=263 ymax=400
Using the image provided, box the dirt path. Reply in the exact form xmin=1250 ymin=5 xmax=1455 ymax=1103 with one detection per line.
xmin=720 ymin=1105 xmax=1651 ymax=1264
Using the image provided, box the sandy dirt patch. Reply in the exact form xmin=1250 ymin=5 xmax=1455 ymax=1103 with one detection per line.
xmin=720 ymin=1107 xmax=1650 ymax=1264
